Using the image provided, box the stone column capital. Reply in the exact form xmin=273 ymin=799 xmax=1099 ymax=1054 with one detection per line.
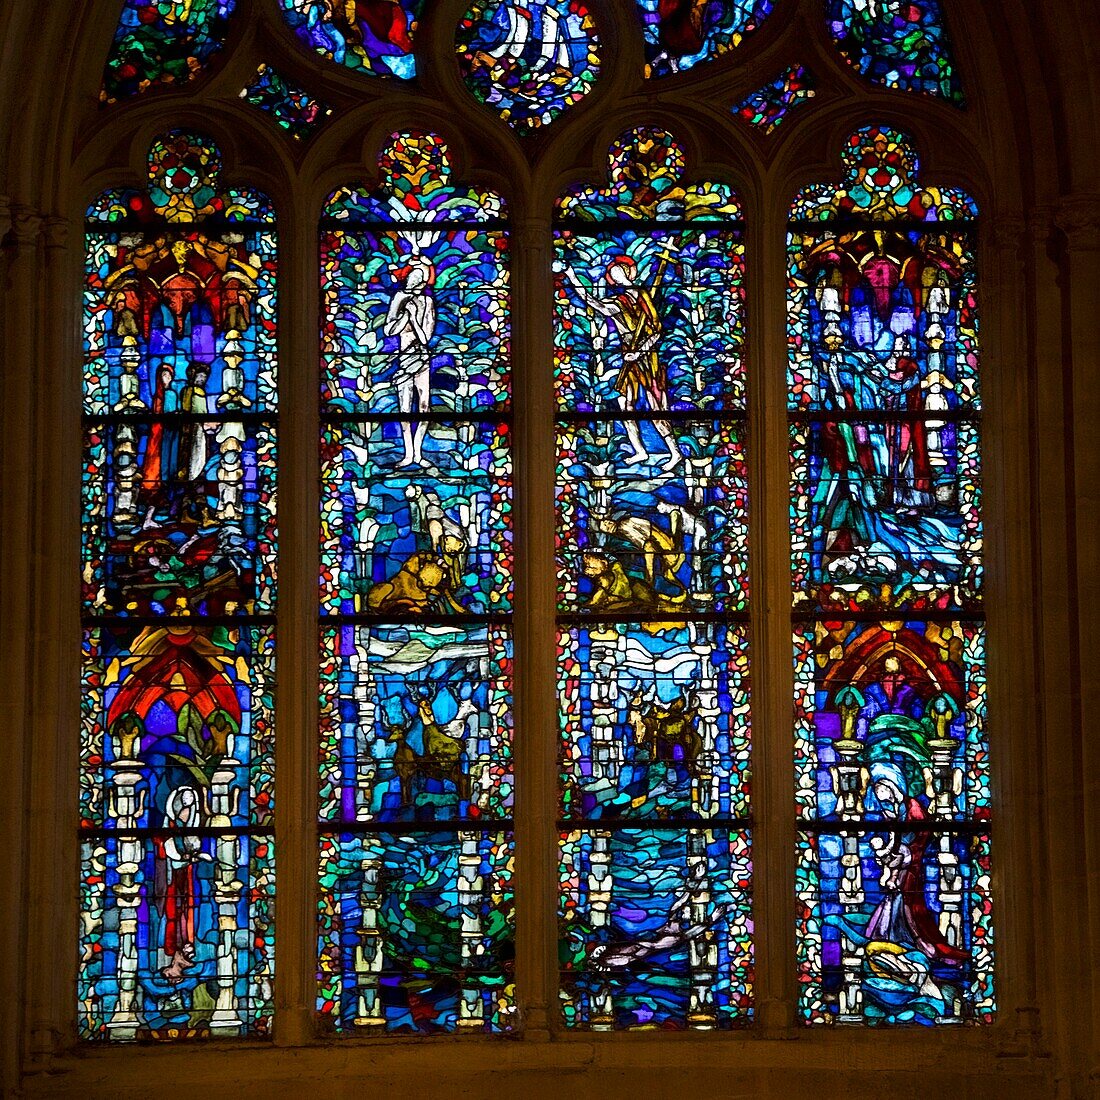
xmin=1055 ymin=193 xmax=1100 ymax=252
xmin=8 ymin=202 xmax=43 ymax=248
xmin=40 ymin=215 xmax=70 ymax=251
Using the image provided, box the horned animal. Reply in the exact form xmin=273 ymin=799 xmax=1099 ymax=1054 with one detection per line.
xmin=381 ymin=697 xmax=477 ymax=805
xmin=628 ymin=689 xmax=703 ymax=777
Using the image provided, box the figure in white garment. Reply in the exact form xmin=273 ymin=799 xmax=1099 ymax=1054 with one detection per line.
xmin=383 ymin=256 xmax=437 ymax=468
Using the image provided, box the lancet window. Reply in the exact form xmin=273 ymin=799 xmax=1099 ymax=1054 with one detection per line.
xmin=80 ymin=132 xmax=278 ymax=1040
xmin=789 ymin=127 xmax=991 ymax=1025
xmin=316 ymin=132 xmax=515 ymax=1034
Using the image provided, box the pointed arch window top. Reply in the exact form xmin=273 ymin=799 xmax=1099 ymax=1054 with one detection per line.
xmin=325 ymin=131 xmax=507 ymax=223
xmin=826 ymin=0 xmax=963 ymax=104
xmin=88 ymin=132 xmax=276 ymax=226
xmin=791 ymin=127 xmax=977 ymax=223
xmin=101 ymin=0 xmax=237 ymax=103
xmin=557 ymin=127 xmax=740 ymax=222
xmin=455 ymin=1 xmax=601 ymax=135
xmin=278 ymin=0 xmax=422 ymax=79
xmin=637 ymin=0 xmax=773 ymax=78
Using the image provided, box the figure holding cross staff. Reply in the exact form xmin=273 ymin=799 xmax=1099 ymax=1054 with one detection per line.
xmin=566 ymin=246 xmax=684 ymax=470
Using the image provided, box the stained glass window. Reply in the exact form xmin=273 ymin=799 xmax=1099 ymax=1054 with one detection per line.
xmin=637 ymin=0 xmax=773 ymax=78
xmin=788 ymin=127 xmax=992 ymax=1026
xmin=239 ymin=64 xmax=332 ymax=141
xmin=80 ymin=132 xmax=277 ymax=1040
xmin=279 ymin=0 xmax=422 ymax=79
xmin=555 ymin=127 xmax=753 ymax=1029
xmin=734 ymin=64 xmax=816 ymax=134
xmin=102 ymin=0 xmax=236 ymax=102
xmin=826 ymin=0 xmax=962 ymax=103
xmin=317 ymin=132 xmax=515 ymax=1034
xmin=456 ymin=0 xmax=601 ymax=134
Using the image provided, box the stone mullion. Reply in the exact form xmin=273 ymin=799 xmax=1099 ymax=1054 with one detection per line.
xmin=19 ymin=207 xmax=77 ymax=1072
xmin=1020 ymin=204 xmax=1078 ymax=1072
xmin=512 ymin=216 xmax=559 ymax=1040
xmin=272 ymin=182 xmax=319 ymax=1046
xmin=0 ymin=195 xmax=27 ymax=1093
xmin=1053 ymin=194 xmax=1100 ymax=1083
xmin=984 ymin=213 xmax=1042 ymax=1053
xmin=749 ymin=195 xmax=798 ymax=1035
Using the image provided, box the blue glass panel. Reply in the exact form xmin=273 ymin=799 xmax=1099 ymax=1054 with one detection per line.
xmin=559 ymin=624 xmax=750 ymax=820
xmin=320 ymin=623 xmax=513 ymax=823
xmin=560 ymin=828 xmax=753 ymax=1029
xmin=318 ymin=830 xmax=515 ymax=1033
xmin=797 ymin=830 xmax=993 ymax=1024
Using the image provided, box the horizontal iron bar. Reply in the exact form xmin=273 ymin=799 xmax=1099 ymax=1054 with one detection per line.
xmin=83 ymin=615 xmax=277 ymax=628
xmin=557 ymin=410 xmax=745 ymax=423
xmin=323 ymin=613 xmax=512 ymax=627
xmin=557 ymin=612 xmax=749 ymax=625
xmin=80 ymin=826 xmax=270 ymax=840
xmin=558 ymin=818 xmax=752 ymax=832
xmin=800 ymin=819 xmax=990 ymax=835
xmin=323 ymin=411 xmax=511 ymax=424
xmin=788 ymin=217 xmax=977 ymax=234
xmin=790 ymin=608 xmax=984 ymax=623
xmin=555 ymin=219 xmax=744 ymax=232
xmin=84 ymin=411 xmax=274 ymax=427
xmin=85 ymin=219 xmax=275 ymax=233
xmin=318 ymin=820 xmax=514 ymax=835
xmin=790 ymin=409 xmax=981 ymax=424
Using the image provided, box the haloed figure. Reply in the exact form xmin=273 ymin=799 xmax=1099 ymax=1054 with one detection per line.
xmin=384 ymin=256 xmax=437 ymax=468
xmin=568 ymin=255 xmax=682 ymax=469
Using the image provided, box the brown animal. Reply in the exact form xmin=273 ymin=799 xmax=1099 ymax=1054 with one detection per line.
xmin=628 ymin=689 xmax=703 ymax=777
xmin=381 ymin=698 xmax=476 ymax=805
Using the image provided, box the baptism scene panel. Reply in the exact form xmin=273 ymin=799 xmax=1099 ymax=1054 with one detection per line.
xmin=559 ymin=828 xmax=754 ymax=1029
xmin=554 ymin=227 xmax=745 ymax=413
xmin=556 ymin=419 xmax=748 ymax=614
xmin=80 ymin=132 xmax=279 ymax=1043
xmin=317 ymin=829 xmax=515 ymax=1034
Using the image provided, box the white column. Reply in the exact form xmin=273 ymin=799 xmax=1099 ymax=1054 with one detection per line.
xmin=831 ymin=690 xmax=867 ymax=1023
xmin=353 ymin=855 xmax=386 ymax=1028
xmin=208 ymin=761 xmax=244 ymax=1035
xmin=215 ymin=332 xmax=248 ymax=522
xmin=351 ymin=653 xmax=376 ymax=820
xmin=587 ymin=831 xmax=614 ymax=1029
xmin=686 ymin=830 xmax=717 ymax=1029
xmin=457 ymin=831 xmax=486 ymax=1029
xmin=106 ymin=751 xmax=144 ymax=1040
